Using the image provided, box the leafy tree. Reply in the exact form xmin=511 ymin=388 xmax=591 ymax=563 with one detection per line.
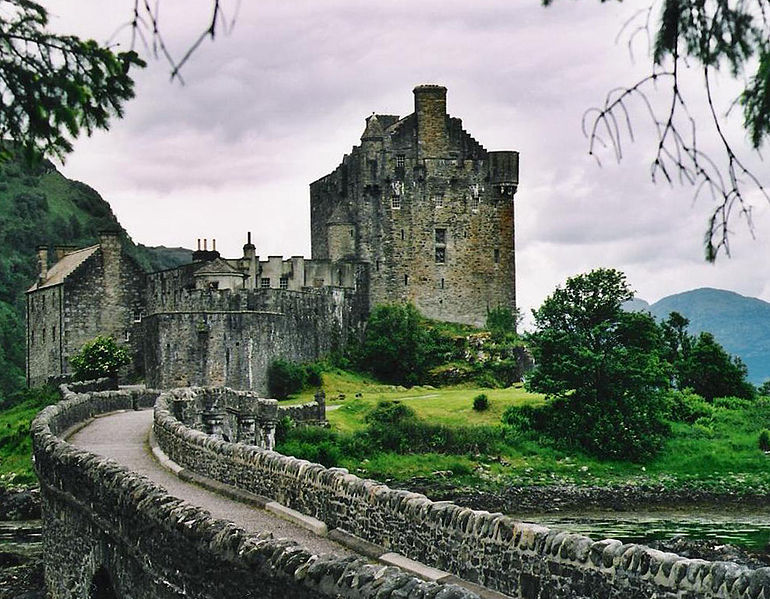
xmin=266 ymin=359 xmax=306 ymax=400
xmin=69 ymin=336 xmax=131 ymax=381
xmin=485 ymin=306 xmax=521 ymax=341
xmin=0 ymin=1 xmax=145 ymax=162
xmin=758 ymin=380 xmax=770 ymax=397
xmin=360 ymin=303 xmax=433 ymax=386
xmin=660 ymin=311 xmax=754 ymax=400
xmin=677 ymin=331 xmax=756 ymax=401
xmin=526 ymin=268 xmax=671 ymax=460
xmin=544 ymin=0 xmax=769 ymax=260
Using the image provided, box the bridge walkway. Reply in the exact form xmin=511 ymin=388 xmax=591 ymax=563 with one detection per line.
xmin=67 ymin=408 xmax=357 ymax=558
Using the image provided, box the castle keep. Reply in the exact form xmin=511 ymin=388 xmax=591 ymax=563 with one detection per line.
xmin=311 ymin=84 xmax=519 ymax=326
xmin=26 ymin=85 xmax=520 ymax=391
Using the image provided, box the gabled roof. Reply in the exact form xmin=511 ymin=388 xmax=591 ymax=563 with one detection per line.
xmin=193 ymin=257 xmax=245 ymax=278
xmin=27 ymin=245 xmax=99 ymax=292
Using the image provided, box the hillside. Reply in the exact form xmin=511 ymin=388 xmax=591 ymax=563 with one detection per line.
xmin=0 ymin=150 xmax=191 ymax=403
xmin=631 ymin=289 xmax=770 ymax=385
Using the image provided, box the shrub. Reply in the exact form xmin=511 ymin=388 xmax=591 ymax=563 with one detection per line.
xmin=713 ymin=396 xmax=754 ymax=410
xmin=665 ymin=389 xmax=713 ymax=423
xmin=759 ymin=429 xmax=770 ymax=452
xmin=473 ymin=393 xmax=489 ymax=411
xmin=304 ymin=362 xmax=323 ymax=387
xmin=475 ymin=371 xmax=501 ymax=388
xmin=266 ymin=359 xmax=306 ymax=400
xmin=70 ymin=336 xmax=130 ymax=381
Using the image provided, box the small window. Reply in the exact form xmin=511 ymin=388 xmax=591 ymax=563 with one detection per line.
xmin=494 ymin=249 xmax=500 ymax=264
xmin=124 ymin=330 xmax=131 ymax=342
xmin=349 ymin=229 xmax=354 ymax=238
xmin=441 ymin=278 xmax=445 ymax=289
xmin=435 ymin=247 xmax=446 ymax=264
xmin=391 ymin=194 xmax=401 ymax=209
xmin=375 ymin=260 xmax=380 ymax=272
xmin=435 ymin=228 xmax=446 ymax=245
xmin=400 ymin=229 xmax=405 ymax=241
xmin=433 ymin=193 xmax=444 ymax=208
xmin=404 ymin=274 xmax=408 ymax=286
xmin=31 ymin=331 xmax=34 ymax=344
xmin=279 ymin=276 xmax=288 ymax=290
xmin=396 ymin=154 xmax=405 ymax=168
xmin=133 ymin=310 xmax=143 ymax=323
xmin=260 ymin=277 xmax=270 ymax=289
xmin=52 ymin=324 xmax=56 ymax=338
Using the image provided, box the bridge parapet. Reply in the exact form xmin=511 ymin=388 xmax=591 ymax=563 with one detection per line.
xmin=32 ymin=384 xmax=479 ymax=599
xmin=154 ymin=386 xmax=770 ymax=599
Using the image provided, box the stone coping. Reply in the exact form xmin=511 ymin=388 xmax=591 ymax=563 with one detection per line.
xmin=31 ymin=383 xmax=480 ymax=599
xmin=153 ymin=386 xmax=770 ymax=599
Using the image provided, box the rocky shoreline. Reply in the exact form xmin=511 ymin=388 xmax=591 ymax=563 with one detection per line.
xmin=0 ymin=488 xmax=43 ymax=599
xmin=402 ymin=477 xmax=770 ymax=514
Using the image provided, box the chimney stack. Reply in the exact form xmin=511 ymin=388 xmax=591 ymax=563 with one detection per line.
xmin=36 ymin=245 xmax=48 ymax=285
xmin=413 ymin=84 xmax=448 ymax=159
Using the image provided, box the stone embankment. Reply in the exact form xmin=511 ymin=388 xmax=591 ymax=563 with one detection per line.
xmin=32 ymin=384 xmax=481 ymax=599
xmin=154 ymin=386 xmax=770 ymax=599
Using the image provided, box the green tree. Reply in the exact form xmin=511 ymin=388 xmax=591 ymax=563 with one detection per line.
xmin=360 ymin=303 xmax=432 ymax=386
xmin=266 ymin=359 xmax=306 ymax=400
xmin=526 ymin=268 xmax=670 ymax=460
xmin=677 ymin=331 xmax=756 ymax=401
xmin=0 ymin=1 xmax=145 ymax=162
xmin=69 ymin=336 xmax=131 ymax=381
xmin=544 ymin=0 xmax=770 ymax=260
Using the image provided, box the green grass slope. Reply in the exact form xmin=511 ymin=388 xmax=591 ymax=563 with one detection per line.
xmin=0 ymin=150 xmax=191 ymax=403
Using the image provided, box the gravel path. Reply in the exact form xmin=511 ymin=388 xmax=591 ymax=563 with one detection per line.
xmin=67 ymin=409 xmax=356 ymax=557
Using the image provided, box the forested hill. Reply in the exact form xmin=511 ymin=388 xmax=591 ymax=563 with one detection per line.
xmin=629 ymin=288 xmax=770 ymax=385
xmin=0 ymin=149 xmax=191 ymax=403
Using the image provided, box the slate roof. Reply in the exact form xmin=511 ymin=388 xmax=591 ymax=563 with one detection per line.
xmin=193 ymin=257 xmax=245 ymax=277
xmin=27 ymin=245 xmax=99 ymax=292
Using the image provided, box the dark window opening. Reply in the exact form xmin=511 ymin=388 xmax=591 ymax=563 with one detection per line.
xmin=441 ymin=278 xmax=445 ymax=289
xmin=400 ymin=229 xmax=405 ymax=241
xmin=391 ymin=194 xmax=401 ymax=209
xmin=404 ymin=274 xmax=408 ymax=286
xmin=435 ymin=228 xmax=446 ymax=244
xmin=396 ymin=154 xmax=405 ymax=168
xmin=494 ymin=249 xmax=500 ymax=264
xmin=279 ymin=277 xmax=288 ymax=290
xmin=208 ymin=281 xmax=219 ymax=290
xmin=435 ymin=247 xmax=446 ymax=264
xmin=90 ymin=567 xmax=118 ymax=599
xmin=376 ymin=260 xmax=380 ymax=272
xmin=260 ymin=278 xmax=270 ymax=289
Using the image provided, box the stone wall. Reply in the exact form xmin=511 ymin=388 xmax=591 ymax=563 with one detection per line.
xmin=32 ymin=385 xmax=480 ymax=599
xmin=154 ymin=390 xmax=770 ymax=599
xmin=143 ymin=287 xmax=367 ymax=394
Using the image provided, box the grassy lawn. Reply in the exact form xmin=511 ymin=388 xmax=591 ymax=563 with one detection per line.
xmin=0 ymin=386 xmax=59 ymax=487
xmin=276 ymin=369 xmax=770 ymax=493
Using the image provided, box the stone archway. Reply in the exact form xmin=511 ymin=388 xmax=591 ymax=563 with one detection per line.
xmin=89 ymin=566 xmax=118 ymax=599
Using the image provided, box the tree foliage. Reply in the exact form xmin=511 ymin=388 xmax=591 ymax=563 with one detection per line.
xmin=526 ymin=268 xmax=671 ymax=460
xmin=360 ymin=303 xmax=435 ymax=386
xmin=0 ymin=0 xmax=145 ymax=162
xmin=661 ymin=311 xmax=755 ymax=400
xmin=69 ymin=336 xmax=130 ymax=381
xmin=544 ymin=0 xmax=770 ymax=261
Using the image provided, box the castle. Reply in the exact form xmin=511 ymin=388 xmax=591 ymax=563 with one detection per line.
xmin=26 ymin=85 xmax=520 ymax=392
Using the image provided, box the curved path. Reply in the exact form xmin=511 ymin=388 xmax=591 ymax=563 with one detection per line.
xmin=66 ymin=409 xmax=356 ymax=557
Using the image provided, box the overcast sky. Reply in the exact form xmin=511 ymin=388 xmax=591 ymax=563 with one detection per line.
xmin=42 ymin=1 xmax=770 ymax=325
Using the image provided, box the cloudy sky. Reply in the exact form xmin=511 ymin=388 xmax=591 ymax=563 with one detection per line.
xmin=43 ymin=1 xmax=770 ymax=325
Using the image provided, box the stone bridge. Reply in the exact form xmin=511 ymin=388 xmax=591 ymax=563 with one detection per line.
xmin=32 ymin=384 xmax=770 ymax=599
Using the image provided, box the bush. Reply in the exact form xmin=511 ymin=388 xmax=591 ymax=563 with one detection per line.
xmin=473 ymin=393 xmax=489 ymax=411
xmin=760 ymin=429 xmax=770 ymax=452
xmin=665 ymin=389 xmax=713 ymax=423
xmin=266 ymin=359 xmax=306 ymax=400
xmin=69 ymin=336 xmax=130 ymax=381
xmin=713 ymin=396 xmax=754 ymax=410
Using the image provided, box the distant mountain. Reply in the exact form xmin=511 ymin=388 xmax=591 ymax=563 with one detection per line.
xmin=0 ymin=149 xmax=191 ymax=402
xmin=629 ymin=288 xmax=770 ymax=385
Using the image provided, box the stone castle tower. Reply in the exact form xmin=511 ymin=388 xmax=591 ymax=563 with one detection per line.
xmin=310 ymin=85 xmax=519 ymax=326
